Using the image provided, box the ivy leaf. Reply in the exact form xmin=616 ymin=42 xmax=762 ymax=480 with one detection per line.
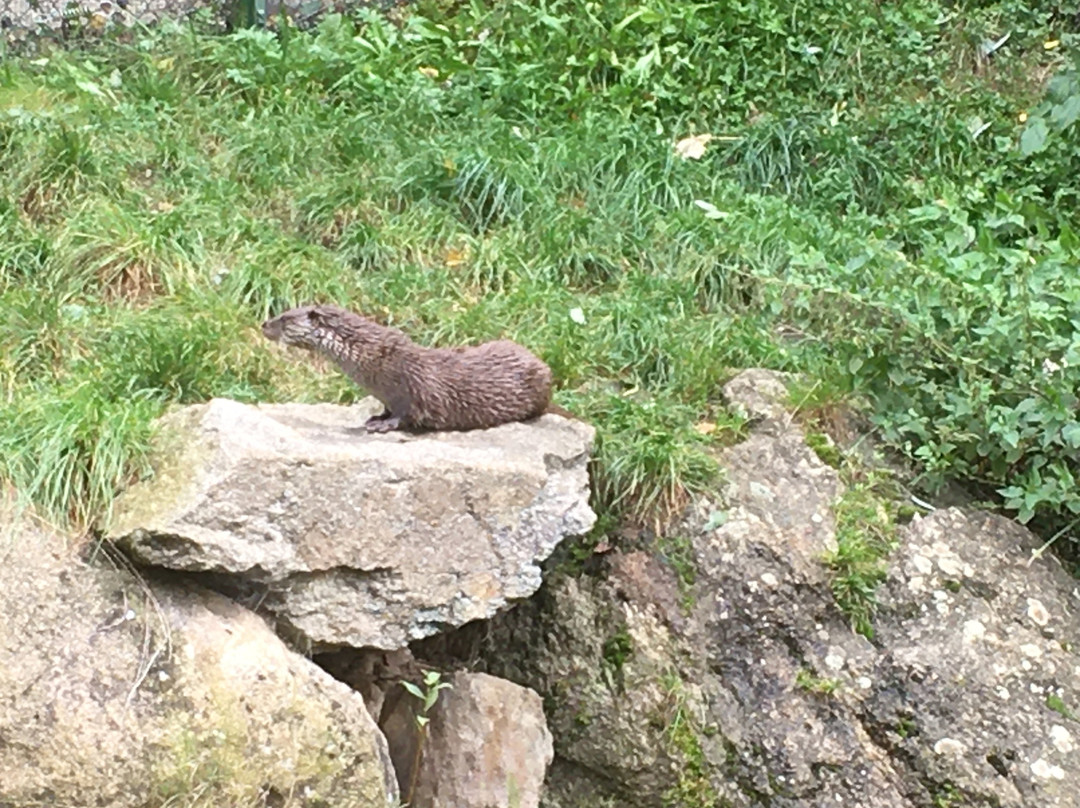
xmin=1050 ymin=94 xmax=1080 ymax=131
xmin=1020 ymin=117 xmax=1050 ymax=156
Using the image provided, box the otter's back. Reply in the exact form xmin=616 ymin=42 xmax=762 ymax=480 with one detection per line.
xmin=407 ymin=340 xmax=552 ymax=430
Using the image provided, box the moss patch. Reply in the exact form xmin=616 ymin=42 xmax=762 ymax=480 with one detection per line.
xmin=659 ymin=674 xmax=718 ymax=808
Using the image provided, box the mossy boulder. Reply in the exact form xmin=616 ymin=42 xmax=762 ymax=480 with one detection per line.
xmin=0 ymin=498 xmax=398 ymax=808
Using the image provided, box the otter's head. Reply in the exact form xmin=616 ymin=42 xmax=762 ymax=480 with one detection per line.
xmin=261 ymin=305 xmax=348 ymax=350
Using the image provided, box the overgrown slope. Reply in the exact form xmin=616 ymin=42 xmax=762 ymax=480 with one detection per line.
xmin=0 ymin=0 xmax=1077 ymax=556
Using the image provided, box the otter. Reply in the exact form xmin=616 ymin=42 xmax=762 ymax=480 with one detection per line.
xmin=261 ymin=304 xmax=554 ymax=433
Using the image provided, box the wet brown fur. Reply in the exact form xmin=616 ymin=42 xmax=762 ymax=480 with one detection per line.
xmin=261 ymin=304 xmax=554 ymax=432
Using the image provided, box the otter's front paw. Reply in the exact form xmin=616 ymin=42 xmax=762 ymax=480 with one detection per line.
xmin=365 ymin=415 xmax=402 ymax=433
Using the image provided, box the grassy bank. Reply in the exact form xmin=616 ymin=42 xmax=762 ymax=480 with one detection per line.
xmin=0 ymin=1 xmax=1077 ymax=556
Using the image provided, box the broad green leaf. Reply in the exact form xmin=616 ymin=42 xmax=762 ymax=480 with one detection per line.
xmin=629 ymin=46 xmax=661 ymax=77
xmin=1020 ymin=117 xmax=1050 ymax=156
xmin=75 ymin=79 xmax=107 ymax=98
xmin=906 ymin=205 xmax=946 ymax=222
xmin=1051 ymin=95 xmax=1080 ymax=130
xmin=613 ymin=7 xmax=661 ymax=34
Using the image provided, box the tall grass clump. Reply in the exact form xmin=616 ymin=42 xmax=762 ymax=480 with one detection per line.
xmin=0 ymin=387 xmax=159 ymax=527
xmin=590 ymin=395 xmax=720 ymax=528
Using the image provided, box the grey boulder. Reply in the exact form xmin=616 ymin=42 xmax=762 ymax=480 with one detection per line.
xmin=107 ymin=397 xmax=596 ymax=650
xmin=381 ymin=671 xmax=554 ymax=808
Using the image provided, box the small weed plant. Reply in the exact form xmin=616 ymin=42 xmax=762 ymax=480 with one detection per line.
xmin=400 ymin=669 xmax=453 ymax=806
xmin=659 ymin=672 xmax=716 ymax=808
xmin=825 ymin=474 xmax=900 ymax=639
xmin=795 ymin=668 xmax=842 ymax=697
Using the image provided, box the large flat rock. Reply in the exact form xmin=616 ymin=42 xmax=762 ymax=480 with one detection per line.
xmin=107 ymin=397 xmax=596 ymax=650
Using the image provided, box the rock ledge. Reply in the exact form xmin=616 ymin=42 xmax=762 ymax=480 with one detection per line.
xmin=108 ymin=397 xmax=596 ymax=650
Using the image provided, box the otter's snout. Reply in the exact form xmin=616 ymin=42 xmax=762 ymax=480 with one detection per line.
xmin=261 ymin=316 xmax=283 ymax=341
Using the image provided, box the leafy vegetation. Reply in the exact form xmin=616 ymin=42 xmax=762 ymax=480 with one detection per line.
xmin=1046 ymin=693 xmax=1077 ymax=721
xmin=399 ymin=669 xmax=454 ymax=806
xmin=0 ymin=0 xmax=1078 ymax=559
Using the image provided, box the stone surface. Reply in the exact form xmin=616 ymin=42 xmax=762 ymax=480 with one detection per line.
xmin=864 ymin=507 xmax=1080 ymax=807
xmin=107 ymin=397 xmax=596 ymax=651
xmin=0 ymin=0 xmax=335 ymax=38
xmin=0 ymin=499 xmax=398 ymax=808
xmin=720 ymin=366 xmax=796 ymax=428
xmin=420 ymin=369 xmax=1080 ymax=808
xmin=381 ymin=671 xmax=554 ymax=808
xmin=494 ymin=573 xmax=697 ymax=807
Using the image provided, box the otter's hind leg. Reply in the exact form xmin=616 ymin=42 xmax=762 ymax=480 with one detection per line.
xmin=364 ymin=408 xmax=393 ymax=424
xmin=363 ymin=394 xmax=411 ymax=433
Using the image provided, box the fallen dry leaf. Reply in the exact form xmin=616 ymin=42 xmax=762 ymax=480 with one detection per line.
xmin=675 ymin=133 xmax=714 ymax=160
xmin=444 ymin=246 xmax=469 ymax=268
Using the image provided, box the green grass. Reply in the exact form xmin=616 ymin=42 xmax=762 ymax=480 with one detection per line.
xmin=0 ymin=0 xmax=1078 ymax=555
xmin=795 ymin=668 xmax=842 ymax=697
xmin=825 ymin=471 xmax=903 ymax=638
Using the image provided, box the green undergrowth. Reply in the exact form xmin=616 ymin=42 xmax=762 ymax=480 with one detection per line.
xmin=825 ymin=468 xmax=905 ymax=639
xmin=795 ymin=668 xmax=842 ymax=697
xmin=0 ymin=0 xmax=1078 ymax=555
xmin=794 ymin=379 xmax=909 ymax=635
